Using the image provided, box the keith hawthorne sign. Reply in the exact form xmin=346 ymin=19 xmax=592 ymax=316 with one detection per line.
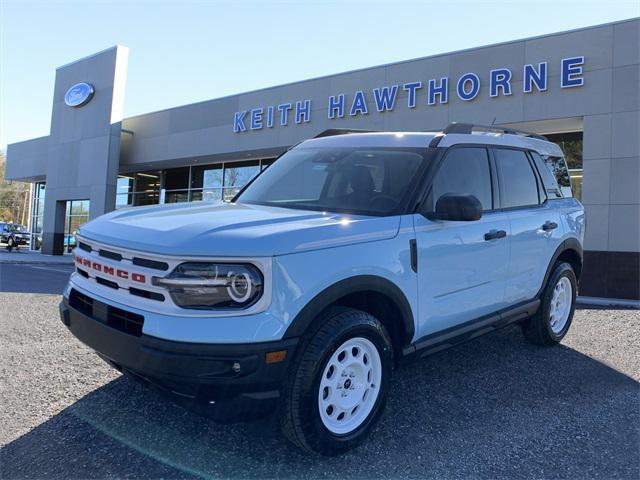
xmin=233 ymin=56 xmax=585 ymax=133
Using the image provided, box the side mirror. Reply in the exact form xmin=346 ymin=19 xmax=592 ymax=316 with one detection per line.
xmin=431 ymin=193 xmax=482 ymax=221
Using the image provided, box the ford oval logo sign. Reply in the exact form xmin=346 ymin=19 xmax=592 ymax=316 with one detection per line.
xmin=64 ymin=82 xmax=95 ymax=107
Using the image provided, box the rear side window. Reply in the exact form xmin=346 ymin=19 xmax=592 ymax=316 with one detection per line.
xmin=432 ymin=147 xmax=493 ymax=210
xmin=494 ymin=149 xmax=540 ymax=208
xmin=530 ymin=151 xmax=562 ymax=198
xmin=542 ymin=155 xmax=571 ymax=188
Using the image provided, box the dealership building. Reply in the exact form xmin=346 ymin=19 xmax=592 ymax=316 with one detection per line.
xmin=5 ymin=18 xmax=639 ymax=301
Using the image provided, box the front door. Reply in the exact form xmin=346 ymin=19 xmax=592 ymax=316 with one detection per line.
xmin=414 ymin=146 xmax=510 ymax=338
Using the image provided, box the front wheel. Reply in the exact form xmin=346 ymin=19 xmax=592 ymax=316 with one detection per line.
xmin=6 ymin=238 xmax=14 ymax=252
xmin=280 ymin=307 xmax=393 ymax=455
xmin=523 ymin=262 xmax=577 ymax=345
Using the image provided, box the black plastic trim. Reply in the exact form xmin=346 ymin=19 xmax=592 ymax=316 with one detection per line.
xmin=60 ymin=298 xmax=298 ymax=395
xmin=314 ymin=128 xmax=378 ymax=138
xmin=129 ymin=287 xmax=165 ymax=302
xmin=99 ymin=249 xmax=122 ymax=261
xmin=402 ymin=299 xmax=540 ymax=361
xmin=96 ymin=276 xmax=118 ymax=290
xmin=409 ymin=239 xmax=418 ymax=273
xmin=132 ymin=257 xmax=169 ymax=271
xmin=283 ymin=275 xmax=415 ymax=345
xmin=442 ymin=122 xmax=548 ymax=140
xmin=78 ymin=242 xmax=92 ymax=252
xmin=536 ymin=238 xmax=583 ymax=297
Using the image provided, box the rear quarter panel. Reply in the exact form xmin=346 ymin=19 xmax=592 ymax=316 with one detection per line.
xmin=558 ymin=198 xmax=586 ymax=245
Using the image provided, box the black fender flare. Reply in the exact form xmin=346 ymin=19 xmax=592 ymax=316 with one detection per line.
xmin=536 ymin=238 xmax=583 ymax=298
xmin=282 ymin=275 xmax=415 ymax=345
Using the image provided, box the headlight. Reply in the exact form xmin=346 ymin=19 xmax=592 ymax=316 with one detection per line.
xmin=152 ymin=262 xmax=263 ymax=310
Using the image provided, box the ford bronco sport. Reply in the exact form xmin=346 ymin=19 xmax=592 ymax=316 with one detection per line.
xmin=61 ymin=123 xmax=585 ymax=455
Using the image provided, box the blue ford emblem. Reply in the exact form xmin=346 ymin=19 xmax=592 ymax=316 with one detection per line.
xmin=64 ymin=82 xmax=95 ymax=107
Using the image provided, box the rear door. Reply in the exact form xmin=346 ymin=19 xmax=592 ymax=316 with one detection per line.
xmin=414 ymin=146 xmax=510 ymax=338
xmin=493 ymin=148 xmax=563 ymax=304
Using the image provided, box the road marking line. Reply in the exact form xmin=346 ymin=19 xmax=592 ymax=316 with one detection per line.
xmin=28 ymin=265 xmax=75 ymax=273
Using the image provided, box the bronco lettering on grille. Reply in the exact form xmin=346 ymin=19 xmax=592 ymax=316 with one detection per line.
xmin=75 ymin=255 xmax=146 ymax=284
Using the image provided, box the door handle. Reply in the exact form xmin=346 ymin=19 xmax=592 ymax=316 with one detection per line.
xmin=484 ymin=229 xmax=507 ymax=241
xmin=542 ymin=221 xmax=558 ymax=231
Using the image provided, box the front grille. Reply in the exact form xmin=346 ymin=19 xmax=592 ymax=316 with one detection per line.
xmin=96 ymin=276 xmax=119 ymax=289
xmin=69 ymin=289 xmax=145 ymax=337
xmin=69 ymin=288 xmax=93 ymax=316
xmin=78 ymin=242 xmax=92 ymax=252
xmin=108 ymin=305 xmax=146 ymax=336
xmin=133 ymin=257 xmax=169 ymax=271
xmin=75 ymin=240 xmax=169 ymax=302
xmin=99 ymin=249 xmax=122 ymax=261
xmin=130 ymin=287 xmax=165 ymax=301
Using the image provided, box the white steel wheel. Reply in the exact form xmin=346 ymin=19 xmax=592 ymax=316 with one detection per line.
xmin=318 ymin=337 xmax=382 ymax=435
xmin=549 ymin=276 xmax=572 ymax=334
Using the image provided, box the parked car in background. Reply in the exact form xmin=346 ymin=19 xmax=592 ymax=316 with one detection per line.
xmin=0 ymin=223 xmax=30 ymax=251
xmin=65 ymin=233 xmax=77 ymax=251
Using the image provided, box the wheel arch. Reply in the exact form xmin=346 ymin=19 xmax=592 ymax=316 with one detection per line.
xmin=538 ymin=238 xmax=583 ymax=298
xmin=282 ymin=275 xmax=415 ymax=355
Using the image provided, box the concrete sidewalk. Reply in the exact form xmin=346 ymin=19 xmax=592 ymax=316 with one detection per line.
xmin=0 ymin=249 xmax=74 ymax=265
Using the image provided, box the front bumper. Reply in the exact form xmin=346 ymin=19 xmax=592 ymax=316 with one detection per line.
xmin=59 ymin=297 xmax=298 ymax=422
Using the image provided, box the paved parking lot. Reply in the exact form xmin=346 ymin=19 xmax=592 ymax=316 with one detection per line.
xmin=0 ymin=263 xmax=74 ymax=294
xmin=0 ymin=284 xmax=638 ymax=478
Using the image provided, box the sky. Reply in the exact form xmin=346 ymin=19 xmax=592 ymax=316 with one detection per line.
xmin=1 ymin=0 xmax=638 ymax=150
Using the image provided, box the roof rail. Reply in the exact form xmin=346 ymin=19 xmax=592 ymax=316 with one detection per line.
xmin=314 ymin=128 xmax=378 ymax=138
xmin=442 ymin=122 xmax=548 ymax=141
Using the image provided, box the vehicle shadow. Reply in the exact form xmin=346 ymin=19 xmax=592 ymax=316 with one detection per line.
xmin=2 ymin=325 xmax=638 ymax=479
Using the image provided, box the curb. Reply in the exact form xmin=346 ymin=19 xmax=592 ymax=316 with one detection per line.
xmin=577 ymin=296 xmax=640 ymax=310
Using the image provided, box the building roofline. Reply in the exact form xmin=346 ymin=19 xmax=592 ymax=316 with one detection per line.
xmin=55 ymin=45 xmax=128 ymax=70
xmin=122 ymin=17 xmax=638 ymax=122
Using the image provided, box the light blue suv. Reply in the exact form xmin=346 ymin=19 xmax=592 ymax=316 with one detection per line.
xmin=60 ymin=123 xmax=585 ymax=455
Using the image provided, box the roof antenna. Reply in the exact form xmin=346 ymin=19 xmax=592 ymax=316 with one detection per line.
xmin=491 ymin=117 xmax=497 ymax=126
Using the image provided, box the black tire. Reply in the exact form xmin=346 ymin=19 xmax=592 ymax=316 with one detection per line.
xmin=6 ymin=238 xmax=14 ymax=252
xmin=280 ymin=306 xmax=393 ymax=455
xmin=523 ymin=262 xmax=577 ymax=346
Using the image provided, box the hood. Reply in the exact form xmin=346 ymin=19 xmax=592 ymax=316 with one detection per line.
xmin=79 ymin=201 xmax=401 ymax=257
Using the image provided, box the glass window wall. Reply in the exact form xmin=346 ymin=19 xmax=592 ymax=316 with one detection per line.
xmin=30 ymin=182 xmax=45 ymax=250
xmin=116 ymin=159 xmax=273 ymax=208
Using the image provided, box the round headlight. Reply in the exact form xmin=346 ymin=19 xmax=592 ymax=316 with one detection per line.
xmin=152 ymin=262 xmax=263 ymax=310
xmin=227 ymin=271 xmax=252 ymax=303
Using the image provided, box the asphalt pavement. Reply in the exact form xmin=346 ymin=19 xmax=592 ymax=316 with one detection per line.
xmin=0 ymin=263 xmax=74 ymax=294
xmin=1 ymin=288 xmax=638 ymax=479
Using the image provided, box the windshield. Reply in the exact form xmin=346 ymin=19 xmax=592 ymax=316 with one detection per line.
xmin=237 ymin=146 xmax=428 ymax=216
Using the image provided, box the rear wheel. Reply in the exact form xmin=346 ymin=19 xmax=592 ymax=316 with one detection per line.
xmin=523 ymin=262 xmax=577 ymax=345
xmin=280 ymin=307 xmax=393 ymax=455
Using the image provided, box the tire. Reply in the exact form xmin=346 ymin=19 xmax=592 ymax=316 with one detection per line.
xmin=523 ymin=262 xmax=577 ymax=346
xmin=280 ymin=306 xmax=393 ymax=455
xmin=6 ymin=238 xmax=14 ymax=252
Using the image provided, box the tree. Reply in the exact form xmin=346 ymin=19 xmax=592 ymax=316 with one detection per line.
xmin=0 ymin=151 xmax=31 ymax=225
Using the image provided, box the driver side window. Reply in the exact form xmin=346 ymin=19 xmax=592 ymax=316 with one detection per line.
xmin=432 ymin=147 xmax=493 ymax=211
